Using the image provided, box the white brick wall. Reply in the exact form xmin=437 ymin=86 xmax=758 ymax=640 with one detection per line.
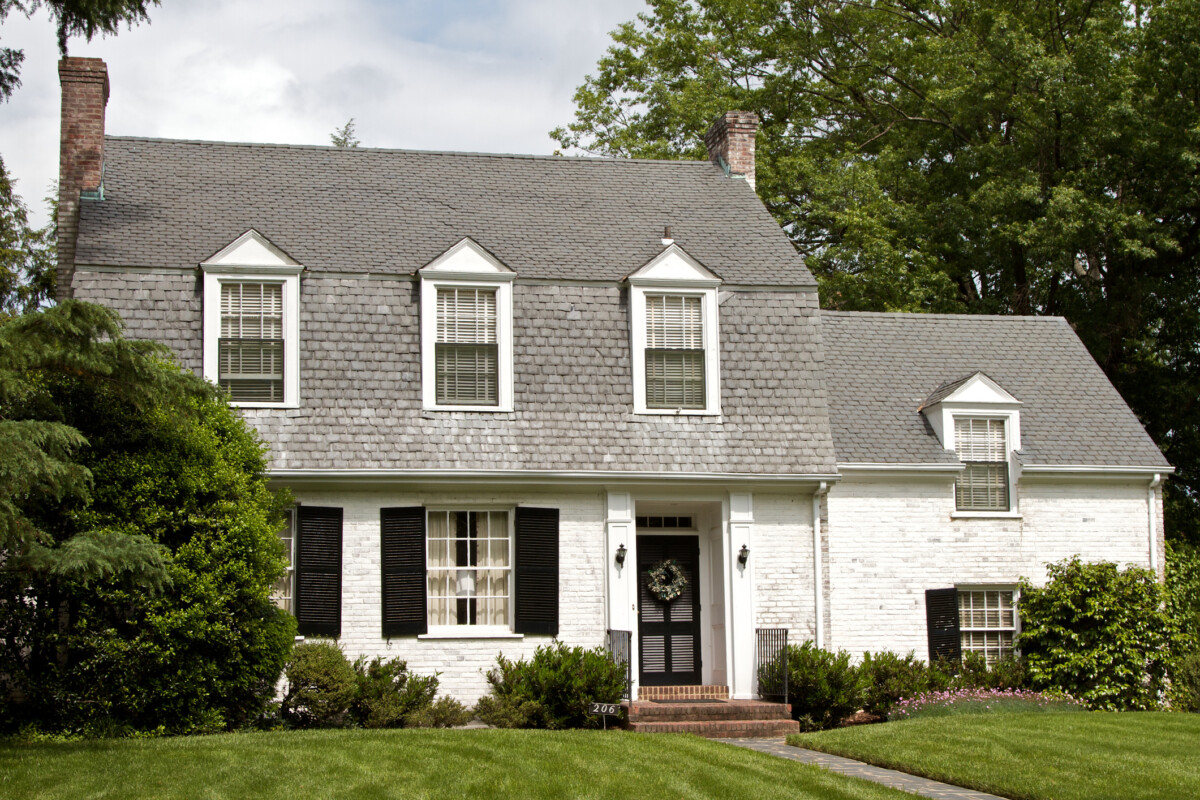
xmin=826 ymin=475 xmax=1157 ymax=659
xmin=291 ymin=486 xmax=606 ymax=704
xmin=752 ymin=492 xmax=817 ymax=642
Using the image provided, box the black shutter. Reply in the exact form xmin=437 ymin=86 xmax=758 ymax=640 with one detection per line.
xmin=926 ymin=587 xmax=961 ymax=664
xmin=296 ymin=506 xmax=343 ymax=636
xmin=514 ymin=507 xmax=559 ymax=635
xmin=381 ymin=507 xmax=427 ymax=636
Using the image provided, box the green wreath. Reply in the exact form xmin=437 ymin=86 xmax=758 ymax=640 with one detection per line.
xmin=646 ymin=559 xmax=689 ymax=603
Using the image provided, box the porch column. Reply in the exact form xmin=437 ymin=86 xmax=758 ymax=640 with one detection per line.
xmin=605 ymin=490 xmax=639 ymax=699
xmin=725 ymin=492 xmax=755 ymax=699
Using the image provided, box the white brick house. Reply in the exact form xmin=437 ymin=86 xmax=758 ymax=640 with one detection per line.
xmin=59 ymin=58 xmax=1170 ymax=705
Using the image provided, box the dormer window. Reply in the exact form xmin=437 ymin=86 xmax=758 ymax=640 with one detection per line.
xmin=419 ymin=238 xmax=515 ymax=411
xmin=629 ymin=243 xmax=722 ymax=415
xmin=954 ymin=418 xmax=1009 ymax=511
xmin=201 ymin=230 xmax=302 ymax=409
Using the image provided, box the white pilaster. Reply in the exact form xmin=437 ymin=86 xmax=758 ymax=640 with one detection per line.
xmin=605 ymin=490 xmax=639 ymax=699
xmin=726 ymin=492 xmax=755 ymax=699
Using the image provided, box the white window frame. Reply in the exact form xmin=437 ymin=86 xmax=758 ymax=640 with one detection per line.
xmin=201 ymin=231 xmax=302 ymax=409
xmin=949 ymin=411 xmax=1020 ymax=517
xmin=957 ymin=586 xmax=1019 ymax=666
xmin=630 ymin=282 xmax=721 ymax=415
xmin=422 ymin=507 xmax=515 ymax=637
xmin=272 ymin=508 xmax=296 ymax=615
xmin=419 ymin=240 xmax=515 ymax=412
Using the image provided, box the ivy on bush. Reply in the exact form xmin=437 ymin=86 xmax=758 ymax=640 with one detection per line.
xmin=1018 ymin=557 xmax=1179 ymax=711
xmin=475 ymin=642 xmax=626 ymax=729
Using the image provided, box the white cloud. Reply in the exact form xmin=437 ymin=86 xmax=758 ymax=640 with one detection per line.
xmin=0 ymin=0 xmax=645 ymax=227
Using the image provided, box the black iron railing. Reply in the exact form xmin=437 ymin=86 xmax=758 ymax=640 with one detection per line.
xmin=756 ymin=628 xmax=789 ymax=702
xmin=606 ymin=629 xmax=633 ymax=701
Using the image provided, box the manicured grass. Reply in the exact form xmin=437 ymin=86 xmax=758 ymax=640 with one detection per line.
xmin=789 ymin=712 xmax=1200 ymax=800
xmin=0 ymin=728 xmax=913 ymax=800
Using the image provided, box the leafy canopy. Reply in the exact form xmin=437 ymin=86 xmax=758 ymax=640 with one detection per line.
xmin=557 ymin=0 xmax=1200 ymax=542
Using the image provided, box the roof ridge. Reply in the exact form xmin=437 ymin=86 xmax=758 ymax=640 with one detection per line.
xmin=821 ymin=309 xmax=1068 ymax=323
xmin=103 ymin=135 xmax=715 ymax=167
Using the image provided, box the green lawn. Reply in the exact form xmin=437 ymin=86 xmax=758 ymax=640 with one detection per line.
xmin=789 ymin=712 xmax=1200 ymax=800
xmin=0 ymin=728 xmax=912 ymax=800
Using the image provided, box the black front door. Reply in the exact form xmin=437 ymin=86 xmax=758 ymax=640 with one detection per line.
xmin=638 ymin=535 xmax=702 ymax=686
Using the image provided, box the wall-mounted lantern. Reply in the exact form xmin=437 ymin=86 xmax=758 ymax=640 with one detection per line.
xmin=738 ymin=544 xmax=750 ymax=566
xmin=616 ymin=543 xmax=627 ymax=566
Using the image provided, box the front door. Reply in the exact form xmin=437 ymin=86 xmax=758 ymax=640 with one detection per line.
xmin=638 ymin=535 xmax=702 ymax=686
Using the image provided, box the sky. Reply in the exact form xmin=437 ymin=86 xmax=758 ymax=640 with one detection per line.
xmin=0 ymin=0 xmax=647 ymax=228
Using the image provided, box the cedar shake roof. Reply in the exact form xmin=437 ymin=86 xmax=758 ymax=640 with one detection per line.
xmin=820 ymin=311 xmax=1170 ymax=468
xmin=75 ymin=137 xmax=816 ymax=287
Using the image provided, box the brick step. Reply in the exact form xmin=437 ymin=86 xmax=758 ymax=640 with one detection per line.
xmin=638 ymin=685 xmax=729 ymax=701
xmin=629 ymin=700 xmax=791 ymax=723
xmin=629 ymin=718 xmax=801 ymax=738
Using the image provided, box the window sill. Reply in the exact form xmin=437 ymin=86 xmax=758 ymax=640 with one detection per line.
xmin=951 ymin=511 xmax=1023 ymax=520
xmin=418 ymin=628 xmax=524 ymax=640
xmin=630 ymin=411 xmax=723 ymax=420
xmin=230 ymin=401 xmax=299 ymax=410
xmin=422 ymin=406 xmax=515 ymax=414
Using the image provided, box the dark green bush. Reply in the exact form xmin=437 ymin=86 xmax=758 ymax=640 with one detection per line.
xmin=475 ymin=642 xmax=626 ymax=729
xmin=1019 ymin=557 xmax=1179 ymax=710
xmin=953 ymin=652 xmax=1027 ymax=691
xmin=281 ymin=642 xmax=358 ymax=728
xmin=1169 ymin=651 xmax=1200 ymax=713
xmin=1167 ymin=542 xmax=1200 ymax=648
xmin=859 ymin=650 xmax=947 ymax=716
xmin=350 ymin=656 xmax=439 ymax=729
xmin=406 ymin=696 xmax=473 ymax=728
xmin=785 ymin=641 xmax=864 ymax=729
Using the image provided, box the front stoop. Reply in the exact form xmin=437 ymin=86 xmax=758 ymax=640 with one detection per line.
xmin=629 ymin=688 xmax=798 ymax=738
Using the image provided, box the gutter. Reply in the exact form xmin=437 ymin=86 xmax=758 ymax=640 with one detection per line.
xmin=268 ymin=468 xmax=843 ymax=488
xmin=1149 ymin=474 xmax=1163 ymax=574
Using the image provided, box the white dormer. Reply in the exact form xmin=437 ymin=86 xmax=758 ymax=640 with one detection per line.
xmin=418 ymin=238 xmax=516 ymax=412
xmin=920 ymin=372 xmax=1022 ymax=515
xmin=201 ymin=230 xmax=303 ymax=408
xmin=627 ymin=244 xmax=723 ymax=415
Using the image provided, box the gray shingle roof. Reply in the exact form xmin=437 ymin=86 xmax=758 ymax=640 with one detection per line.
xmin=821 ymin=311 xmax=1170 ymax=467
xmin=75 ymin=137 xmax=816 ymax=286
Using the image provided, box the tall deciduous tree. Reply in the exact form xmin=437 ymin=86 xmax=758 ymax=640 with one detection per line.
xmin=0 ymin=302 xmax=293 ymax=733
xmin=555 ymin=0 xmax=1200 ymax=542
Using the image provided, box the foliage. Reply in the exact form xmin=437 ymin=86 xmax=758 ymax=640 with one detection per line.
xmin=1018 ymin=557 xmax=1178 ymax=710
xmin=281 ymin=642 xmax=358 ymax=728
xmin=404 ymin=696 xmax=472 ymax=729
xmin=785 ymin=641 xmax=864 ymax=729
xmin=858 ymin=650 xmax=947 ymax=716
xmin=953 ymin=652 xmax=1027 ymax=691
xmin=349 ymin=655 xmax=439 ymax=729
xmin=558 ymin=0 xmax=1200 ymax=543
xmin=0 ymin=301 xmax=294 ymax=735
xmin=1169 ymin=651 xmax=1200 ymax=713
xmin=888 ymin=688 xmax=1082 ymax=720
xmin=2 ymin=2 xmax=158 ymax=67
xmin=791 ymin=712 xmax=1200 ymax=800
xmin=1167 ymin=542 xmax=1200 ymax=644
xmin=330 ymin=118 xmax=360 ymax=148
xmin=0 ymin=156 xmax=53 ymax=315
xmin=475 ymin=642 xmax=627 ymax=730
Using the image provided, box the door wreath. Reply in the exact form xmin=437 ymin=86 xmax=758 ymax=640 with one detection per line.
xmin=646 ymin=559 xmax=689 ymax=603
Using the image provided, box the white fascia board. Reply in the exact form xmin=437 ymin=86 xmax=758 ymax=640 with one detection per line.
xmin=420 ymin=237 xmax=515 ymax=276
xmin=628 ymin=243 xmax=722 ymax=287
xmin=268 ymin=468 xmax=843 ymax=489
xmin=941 ymin=373 xmax=1022 ymax=405
xmin=201 ymin=229 xmax=302 ymax=269
xmin=1020 ymin=465 xmax=1173 ymax=481
xmin=838 ymin=462 xmax=965 ymax=474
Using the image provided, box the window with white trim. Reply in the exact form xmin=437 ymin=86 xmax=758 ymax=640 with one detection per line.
xmin=435 ymin=287 xmax=498 ymax=406
xmin=272 ymin=509 xmax=295 ymax=614
xmin=645 ymin=294 xmax=706 ymax=409
xmin=958 ymin=589 xmax=1017 ymax=666
xmin=954 ymin=418 xmax=1009 ymax=511
xmin=219 ymin=282 xmax=285 ymax=402
xmin=426 ymin=510 xmax=510 ymax=627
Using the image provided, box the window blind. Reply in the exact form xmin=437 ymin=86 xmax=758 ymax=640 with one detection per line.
xmin=435 ymin=288 xmax=498 ymax=405
xmin=955 ymin=418 xmax=1009 ymax=510
xmin=645 ymin=295 xmax=705 ymax=409
xmin=219 ymin=282 xmax=284 ymax=402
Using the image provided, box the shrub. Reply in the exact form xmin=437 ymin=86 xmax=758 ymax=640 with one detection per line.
xmin=953 ymin=652 xmax=1026 ymax=691
xmin=1167 ymin=542 xmax=1200 ymax=647
xmin=785 ymin=641 xmax=864 ymax=729
xmin=350 ymin=656 xmax=439 ymax=729
xmin=1019 ymin=557 xmax=1179 ymax=710
xmin=859 ymin=650 xmax=947 ymax=716
xmin=1169 ymin=651 xmax=1200 ymax=713
xmin=475 ymin=642 xmax=626 ymax=729
xmin=406 ymin=696 xmax=473 ymax=728
xmin=281 ymin=642 xmax=358 ymax=728
xmin=889 ymin=687 xmax=1083 ymax=720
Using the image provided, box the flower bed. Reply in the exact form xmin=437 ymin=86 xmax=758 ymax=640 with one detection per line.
xmin=889 ymin=688 xmax=1083 ymax=720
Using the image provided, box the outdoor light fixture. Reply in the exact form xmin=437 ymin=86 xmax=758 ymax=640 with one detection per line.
xmin=738 ymin=544 xmax=750 ymax=566
xmin=616 ymin=543 xmax=627 ymax=566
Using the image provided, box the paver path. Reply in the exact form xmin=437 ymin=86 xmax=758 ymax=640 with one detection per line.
xmin=715 ymin=737 xmax=1008 ymax=800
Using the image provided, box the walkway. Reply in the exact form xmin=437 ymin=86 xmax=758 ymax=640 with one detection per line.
xmin=715 ymin=737 xmax=1008 ymax=800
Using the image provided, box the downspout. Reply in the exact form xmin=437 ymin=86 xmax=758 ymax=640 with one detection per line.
xmin=812 ymin=481 xmax=828 ymax=649
xmin=1148 ymin=474 xmax=1162 ymax=575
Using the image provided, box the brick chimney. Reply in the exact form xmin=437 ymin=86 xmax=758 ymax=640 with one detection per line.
xmin=704 ymin=111 xmax=759 ymax=191
xmin=57 ymin=57 xmax=109 ymax=300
